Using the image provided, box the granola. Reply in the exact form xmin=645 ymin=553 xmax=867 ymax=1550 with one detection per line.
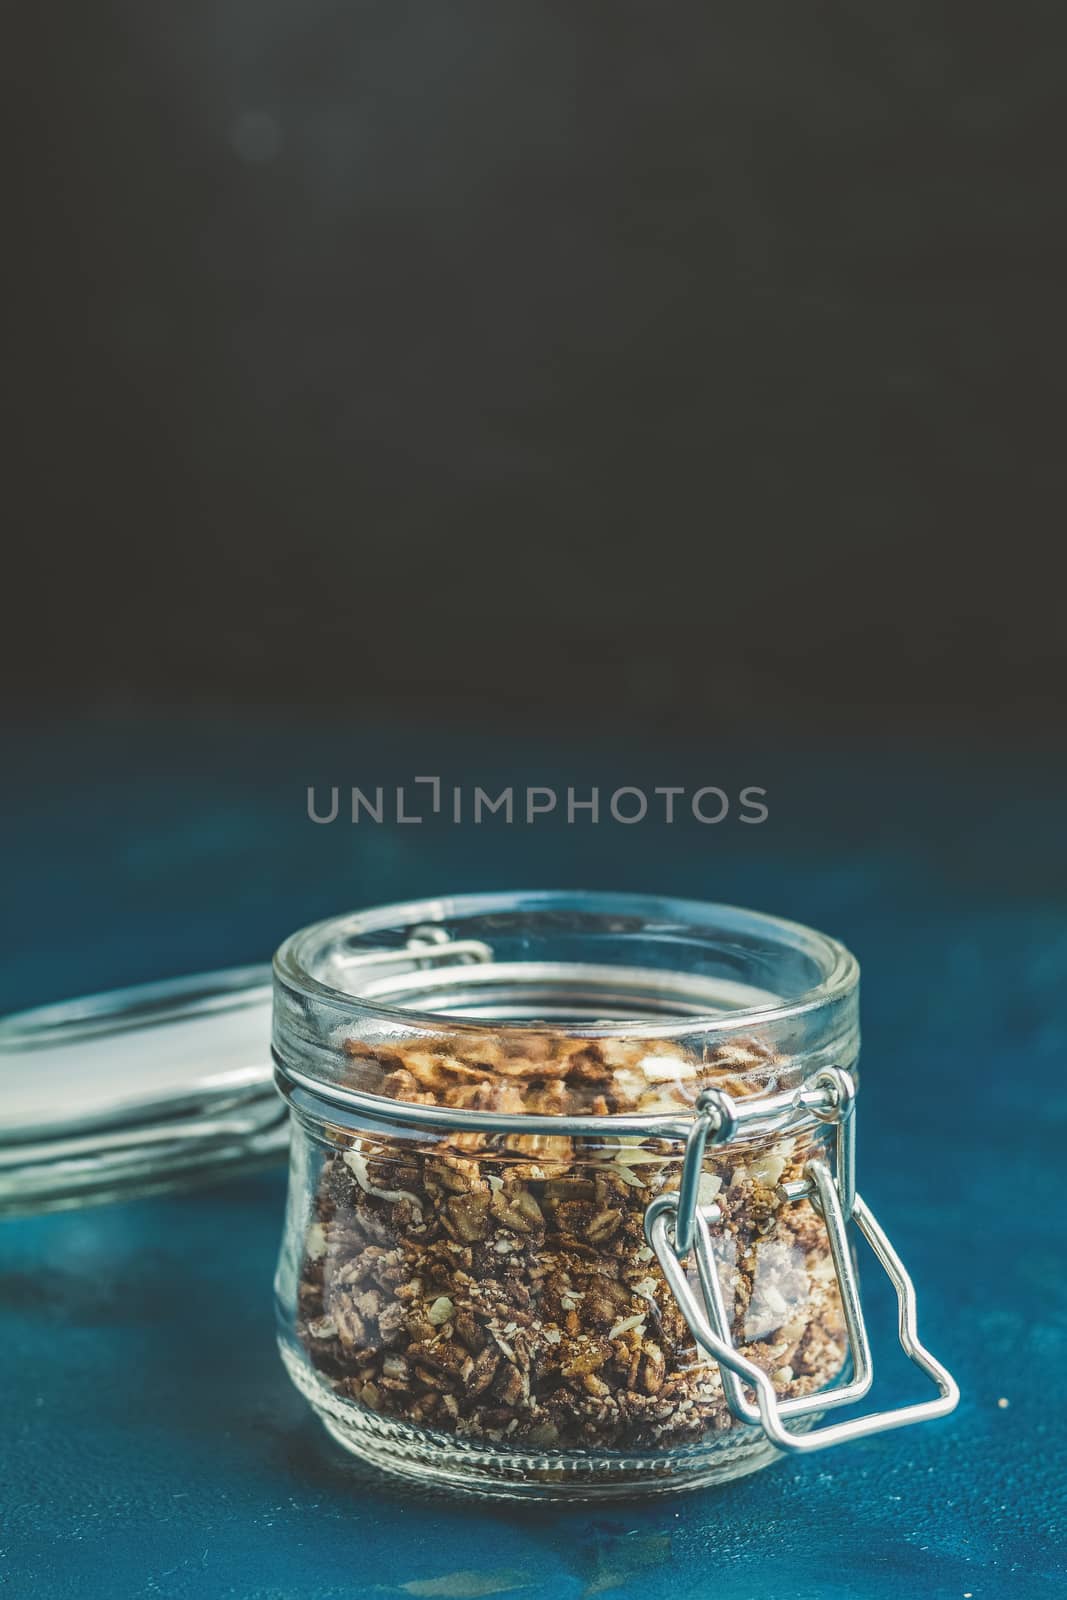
xmin=295 ymin=1032 xmax=847 ymax=1450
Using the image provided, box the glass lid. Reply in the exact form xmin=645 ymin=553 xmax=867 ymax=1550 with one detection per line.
xmin=0 ymin=966 xmax=281 ymax=1214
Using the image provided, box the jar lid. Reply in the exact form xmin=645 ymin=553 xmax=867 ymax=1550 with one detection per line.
xmin=0 ymin=967 xmax=283 ymax=1214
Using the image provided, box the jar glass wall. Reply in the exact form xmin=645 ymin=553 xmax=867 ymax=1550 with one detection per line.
xmin=272 ymin=892 xmax=861 ymax=1500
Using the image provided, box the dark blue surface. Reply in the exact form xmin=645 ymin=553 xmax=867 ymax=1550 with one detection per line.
xmin=2 ymin=716 xmax=1065 ymax=1598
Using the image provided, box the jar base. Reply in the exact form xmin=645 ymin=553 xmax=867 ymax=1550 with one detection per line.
xmin=282 ymin=1342 xmax=783 ymax=1502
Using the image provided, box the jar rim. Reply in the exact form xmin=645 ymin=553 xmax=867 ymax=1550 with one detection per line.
xmin=272 ymin=889 xmax=858 ymax=1039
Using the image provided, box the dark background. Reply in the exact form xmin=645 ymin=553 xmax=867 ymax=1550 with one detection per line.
xmin=5 ymin=0 xmax=1065 ymax=737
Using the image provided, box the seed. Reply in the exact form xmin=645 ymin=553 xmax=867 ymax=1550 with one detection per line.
xmin=586 ymin=1208 xmax=624 ymax=1243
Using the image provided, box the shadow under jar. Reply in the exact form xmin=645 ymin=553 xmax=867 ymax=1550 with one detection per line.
xmin=272 ymin=892 xmax=957 ymax=1501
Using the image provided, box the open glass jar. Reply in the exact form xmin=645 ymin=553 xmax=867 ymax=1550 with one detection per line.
xmin=272 ymin=891 xmax=957 ymax=1500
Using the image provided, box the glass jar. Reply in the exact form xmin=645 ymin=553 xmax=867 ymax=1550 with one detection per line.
xmin=272 ymin=891 xmax=957 ymax=1501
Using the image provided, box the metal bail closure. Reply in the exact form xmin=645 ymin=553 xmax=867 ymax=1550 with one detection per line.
xmin=644 ymin=1067 xmax=959 ymax=1454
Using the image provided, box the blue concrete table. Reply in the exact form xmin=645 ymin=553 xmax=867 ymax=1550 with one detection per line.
xmin=2 ymin=718 xmax=1064 ymax=1598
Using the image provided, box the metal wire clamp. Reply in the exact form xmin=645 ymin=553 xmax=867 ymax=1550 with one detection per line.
xmin=644 ymin=1067 xmax=959 ymax=1453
